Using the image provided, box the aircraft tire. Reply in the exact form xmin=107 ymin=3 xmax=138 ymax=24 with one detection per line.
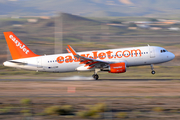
xmin=93 ymin=74 xmax=99 ymax=80
xmin=151 ymin=70 xmax=155 ymax=75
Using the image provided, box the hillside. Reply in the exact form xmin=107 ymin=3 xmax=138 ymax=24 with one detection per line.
xmin=0 ymin=13 xmax=180 ymax=65
xmin=1 ymin=0 xmax=180 ymax=17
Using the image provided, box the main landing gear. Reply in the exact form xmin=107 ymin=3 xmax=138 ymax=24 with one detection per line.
xmin=92 ymin=69 xmax=100 ymax=80
xmin=92 ymin=74 xmax=99 ymax=80
xmin=151 ymin=64 xmax=156 ymax=75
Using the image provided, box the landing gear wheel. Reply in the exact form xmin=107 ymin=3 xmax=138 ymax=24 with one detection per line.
xmin=150 ymin=64 xmax=155 ymax=75
xmin=94 ymin=75 xmax=99 ymax=80
xmin=151 ymin=70 xmax=155 ymax=75
xmin=92 ymin=74 xmax=99 ymax=80
xmin=92 ymin=74 xmax=95 ymax=78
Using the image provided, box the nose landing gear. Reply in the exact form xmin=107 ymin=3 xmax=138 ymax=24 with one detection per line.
xmin=151 ymin=70 xmax=155 ymax=74
xmin=151 ymin=64 xmax=155 ymax=75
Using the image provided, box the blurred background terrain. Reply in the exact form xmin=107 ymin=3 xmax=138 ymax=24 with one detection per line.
xmin=0 ymin=1 xmax=180 ymax=119
xmin=0 ymin=12 xmax=180 ymax=65
xmin=0 ymin=0 xmax=180 ymax=65
xmin=2 ymin=0 xmax=180 ymax=17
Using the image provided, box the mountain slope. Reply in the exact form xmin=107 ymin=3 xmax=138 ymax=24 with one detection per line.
xmin=1 ymin=0 xmax=180 ymax=17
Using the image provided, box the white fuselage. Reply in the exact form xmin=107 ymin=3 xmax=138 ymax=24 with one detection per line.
xmin=3 ymin=46 xmax=175 ymax=73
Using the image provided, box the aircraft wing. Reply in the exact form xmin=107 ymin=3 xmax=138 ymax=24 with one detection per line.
xmin=67 ymin=45 xmax=110 ymax=69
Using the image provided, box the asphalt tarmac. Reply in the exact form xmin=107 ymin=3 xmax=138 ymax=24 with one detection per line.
xmin=0 ymin=79 xmax=179 ymax=81
xmin=0 ymin=78 xmax=180 ymax=98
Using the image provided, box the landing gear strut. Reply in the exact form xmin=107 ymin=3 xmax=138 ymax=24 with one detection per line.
xmin=92 ymin=69 xmax=100 ymax=80
xmin=150 ymin=64 xmax=155 ymax=75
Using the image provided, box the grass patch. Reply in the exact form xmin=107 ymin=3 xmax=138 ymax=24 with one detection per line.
xmin=116 ymin=112 xmax=128 ymax=118
xmin=20 ymin=98 xmax=32 ymax=106
xmin=152 ymin=107 xmax=164 ymax=113
xmin=44 ymin=105 xmax=73 ymax=116
xmin=77 ymin=103 xmax=107 ymax=118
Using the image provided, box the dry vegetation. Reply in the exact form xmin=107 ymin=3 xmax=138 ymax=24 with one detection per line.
xmin=1 ymin=80 xmax=180 ymax=119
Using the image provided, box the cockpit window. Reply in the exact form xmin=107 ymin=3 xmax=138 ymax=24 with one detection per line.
xmin=160 ymin=49 xmax=168 ymax=53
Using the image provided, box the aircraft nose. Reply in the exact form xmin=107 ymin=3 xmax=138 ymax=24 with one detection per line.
xmin=169 ymin=52 xmax=175 ymax=60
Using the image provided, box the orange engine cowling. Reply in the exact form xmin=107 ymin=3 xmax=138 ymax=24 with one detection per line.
xmin=108 ymin=62 xmax=126 ymax=73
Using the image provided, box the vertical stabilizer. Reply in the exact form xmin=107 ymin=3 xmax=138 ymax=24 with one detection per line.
xmin=4 ymin=31 xmax=39 ymax=60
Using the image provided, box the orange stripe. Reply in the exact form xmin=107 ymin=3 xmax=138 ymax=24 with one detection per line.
xmin=87 ymin=66 xmax=95 ymax=69
xmin=66 ymin=48 xmax=71 ymax=53
xmin=67 ymin=45 xmax=77 ymax=55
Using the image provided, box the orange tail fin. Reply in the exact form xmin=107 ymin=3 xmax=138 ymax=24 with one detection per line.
xmin=4 ymin=31 xmax=39 ymax=60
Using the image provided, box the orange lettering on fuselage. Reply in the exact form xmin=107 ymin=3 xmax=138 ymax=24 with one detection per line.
xmin=116 ymin=51 xmax=122 ymax=58
xmin=92 ymin=52 xmax=98 ymax=59
xmin=98 ymin=52 xmax=106 ymax=60
xmin=57 ymin=56 xmax=64 ymax=63
xmin=74 ymin=57 xmax=80 ymax=62
xmin=106 ymin=51 xmax=113 ymax=59
xmin=123 ymin=50 xmax=130 ymax=58
xmin=65 ymin=55 xmax=73 ymax=63
xmin=56 ymin=49 xmax=142 ymax=64
xmin=131 ymin=49 xmax=141 ymax=57
xmin=81 ymin=54 xmax=90 ymax=58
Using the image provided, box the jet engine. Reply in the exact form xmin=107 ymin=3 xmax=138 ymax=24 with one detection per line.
xmin=108 ymin=62 xmax=126 ymax=73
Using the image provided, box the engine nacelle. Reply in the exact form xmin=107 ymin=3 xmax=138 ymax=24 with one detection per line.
xmin=108 ymin=62 xmax=126 ymax=73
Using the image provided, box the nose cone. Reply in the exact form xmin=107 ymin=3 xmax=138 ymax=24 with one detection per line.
xmin=169 ymin=52 xmax=175 ymax=61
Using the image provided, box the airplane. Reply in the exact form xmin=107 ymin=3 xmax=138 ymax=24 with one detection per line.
xmin=3 ymin=31 xmax=175 ymax=80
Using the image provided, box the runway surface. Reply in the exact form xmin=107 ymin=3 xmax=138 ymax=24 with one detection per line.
xmin=0 ymin=79 xmax=179 ymax=81
xmin=0 ymin=78 xmax=180 ymax=98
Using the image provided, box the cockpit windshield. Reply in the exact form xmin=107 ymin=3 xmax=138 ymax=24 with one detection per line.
xmin=160 ymin=49 xmax=168 ymax=53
